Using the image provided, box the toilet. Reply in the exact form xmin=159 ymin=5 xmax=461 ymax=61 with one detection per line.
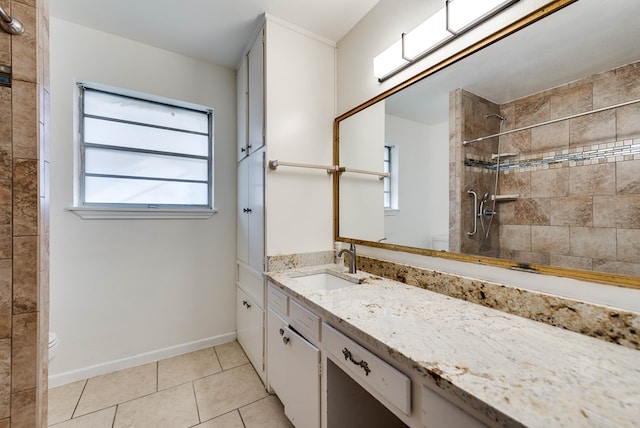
xmin=431 ymin=235 xmax=449 ymax=251
xmin=48 ymin=332 xmax=60 ymax=361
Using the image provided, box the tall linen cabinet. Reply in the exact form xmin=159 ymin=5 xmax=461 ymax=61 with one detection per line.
xmin=236 ymin=16 xmax=336 ymax=383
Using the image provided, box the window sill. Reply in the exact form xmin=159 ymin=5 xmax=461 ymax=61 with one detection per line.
xmin=384 ymin=209 xmax=400 ymax=216
xmin=67 ymin=206 xmax=217 ymax=220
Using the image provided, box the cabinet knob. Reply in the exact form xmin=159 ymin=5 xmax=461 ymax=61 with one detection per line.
xmin=242 ymin=300 xmax=251 ymax=309
xmin=279 ymin=328 xmax=285 ymax=336
xmin=241 ymin=147 xmax=246 ymax=153
xmin=282 ymin=336 xmax=290 ymax=345
xmin=242 ymin=208 xmax=253 ymax=213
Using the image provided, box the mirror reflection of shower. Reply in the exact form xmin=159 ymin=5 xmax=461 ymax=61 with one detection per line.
xmin=479 ymin=114 xmax=506 ymax=247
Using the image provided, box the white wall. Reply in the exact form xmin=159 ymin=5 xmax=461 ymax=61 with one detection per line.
xmin=264 ymin=18 xmax=336 ymax=256
xmin=339 ymin=101 xmax=385 ymax=241
xmin=384 ymin=115 xmax=448 ymax=248
xmin=49 ymin=18 xmax=237 ymax=385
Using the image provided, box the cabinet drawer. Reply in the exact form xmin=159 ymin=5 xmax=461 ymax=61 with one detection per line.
xmin=289 ymin=300 xmax=320 ymax=343
xmin=268 ymin=283 xmax=289 ymax=317
xmin=237 ymin=263 xmax=264 ymax=307
xmin=322 ymin=323 xmax=411 ymax=416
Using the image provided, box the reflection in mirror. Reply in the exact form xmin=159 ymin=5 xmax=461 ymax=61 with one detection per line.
xmin=337 ymin=0 xmax=640 ymax=282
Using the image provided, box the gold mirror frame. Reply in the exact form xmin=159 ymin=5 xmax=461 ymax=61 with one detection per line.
xmin=333 ymin=0 xmax=640 ymax=290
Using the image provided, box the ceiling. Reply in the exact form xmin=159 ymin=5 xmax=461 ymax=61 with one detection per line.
xmin=49 ymin=0 xmax=381 ymax=68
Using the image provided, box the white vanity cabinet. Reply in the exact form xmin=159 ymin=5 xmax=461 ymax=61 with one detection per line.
xmin=236 ymin=287 xmax=264 ymax=376
xmin=237 ymin=28 xmax=264 ymax=161
xmin=236 ymin=30 xmax=265 ymax=377
xmin=247 ymin=29 xmax=264 ymax=156
xmin=237 ymin=148 xmax=265 ymax=272
xmin=236 ymin=144 xmax=266 ymax=382
xmin=265 ymin=275 xmax=496 ymax=428
xmin=267 ymin=309 xmax=321 ymax=428
xmin=236 ymin=53 xmax=248 ymax=162
xmin=236 ymin=14 xmax=335 ymax=389
xmin=421 ymin=384 xmax=486 ymax=428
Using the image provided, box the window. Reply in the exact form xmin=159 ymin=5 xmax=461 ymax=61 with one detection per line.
xmin=384 ymin=144 xmax=399 ymax=212
xmin=77 ymin=83 xmax=213 ymax=210
xmin=383 ymin=145 xmax=392 ymax=208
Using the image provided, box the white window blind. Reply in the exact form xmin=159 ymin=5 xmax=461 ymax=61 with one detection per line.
xmin=78 ymin=84 xmax=213 ymax=209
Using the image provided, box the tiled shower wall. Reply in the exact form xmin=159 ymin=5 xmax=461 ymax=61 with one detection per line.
xmin=0 ymin=0 xmax=50 ymax=426
xmin=462 ymin=61 xmax=640 ymax=277
xmin=496 ymin=61 xmax=640 ymax=276
xmin=450 ymin=88 xmax=501 ymax=256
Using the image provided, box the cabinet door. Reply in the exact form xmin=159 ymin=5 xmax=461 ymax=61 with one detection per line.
xmin=248 ymin=28 xmax=264 ymax=154
xmin=248 ymin=149 xmax=265 ymax=272
xmin=237 ymin=288 xmax=264 ymax=376
xmin=237 ymin=55 xmax=249 ymax=162
xmin=236 ymin=160 xmax=249 ymax=264
xmin=267 ymin=310 xmax=320 ymax=428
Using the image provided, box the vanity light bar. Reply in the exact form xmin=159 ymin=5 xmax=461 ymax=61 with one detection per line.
xmin=373 ymin=0 xmax=519 ymax=81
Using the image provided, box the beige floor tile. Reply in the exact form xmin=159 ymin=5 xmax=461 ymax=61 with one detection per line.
xmin=158 ymin=347 xmax=222 ymax=390
xmin=215 ymin=341 xmax=249 ymax=370
xmin=240 ymin=395 xmax=294 ymax=428
xmin=195 ymin=410 xmax=244 ymax=428
xmin=48 ymin=380 xmax=87 ymax=425
xmin=50 ymin=407 xmax=116 ymax=428
xmin=194 ymin=364 xmax=268 ymax=421
xmin=113 ymin=382 xmax=199 ymax=428
xmin=74 ymin=362 xmax=157 ymax=417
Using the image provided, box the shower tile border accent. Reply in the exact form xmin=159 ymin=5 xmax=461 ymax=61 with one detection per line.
xmin=357 ymin=255 xmax=640 ymax=351
xmin=465 ymin=138 xmax=640 ymax=172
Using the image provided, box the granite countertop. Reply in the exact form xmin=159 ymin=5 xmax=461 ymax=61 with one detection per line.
xmin=266 ymin=264 xmax=640 ymax=428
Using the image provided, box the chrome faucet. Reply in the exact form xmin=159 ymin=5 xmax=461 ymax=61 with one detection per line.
xmin=337 ymin=243 xmax=357 ymax=274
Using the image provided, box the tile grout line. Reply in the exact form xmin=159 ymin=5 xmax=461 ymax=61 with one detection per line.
xmin=190 ymin=381 xmax=202 ymax=424
xmin=111 ymin=404 xmax=117 ymax=428
xmin=69 ymin=379 xmax=89 ymax=420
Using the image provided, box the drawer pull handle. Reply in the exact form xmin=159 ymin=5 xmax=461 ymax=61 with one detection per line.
xmin=279 ymin=328 xmax=285 ymax=336
xmin=242 ymin=300 xmax=251 ymax=309
xmin=342 ymin=347 xmax=371 ymax=376
xmin=282 ymin=336 xmax=290 ymax=345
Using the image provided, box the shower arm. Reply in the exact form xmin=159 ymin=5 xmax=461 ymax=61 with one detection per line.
xmin=0 ymin=5 xmax=24 ymax=35
xmin=0 ymin=6 xmax=11 ymax=23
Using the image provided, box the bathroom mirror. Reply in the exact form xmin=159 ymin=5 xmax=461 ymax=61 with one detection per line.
xmin=335 ymin=0 xmax=640 ymax=287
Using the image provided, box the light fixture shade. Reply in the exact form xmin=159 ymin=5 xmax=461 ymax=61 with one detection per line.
xmin=373 ymin=39 xmax=407 ymax=80
xmin=403 ymin=8 xmax=453 ymax=60
xmin=447 ymin=0 xmax=519 ymax=34
xmin=373 ymin=0 xmax=519 ymax=81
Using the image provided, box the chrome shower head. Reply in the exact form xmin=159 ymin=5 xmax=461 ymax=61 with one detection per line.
xmin=481 ymin=192 xmax=490 ymax=202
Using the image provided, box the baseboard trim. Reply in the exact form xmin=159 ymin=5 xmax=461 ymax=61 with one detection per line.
xmin=48 ymin=332 xmax=237 ymax=388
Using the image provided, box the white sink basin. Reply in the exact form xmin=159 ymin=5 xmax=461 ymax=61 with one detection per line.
xmin=293 ymin=271 xmax=360 ymax=291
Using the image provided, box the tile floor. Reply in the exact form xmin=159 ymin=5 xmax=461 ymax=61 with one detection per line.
xmin=48 ymin=341 xmax=294 ymax=428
